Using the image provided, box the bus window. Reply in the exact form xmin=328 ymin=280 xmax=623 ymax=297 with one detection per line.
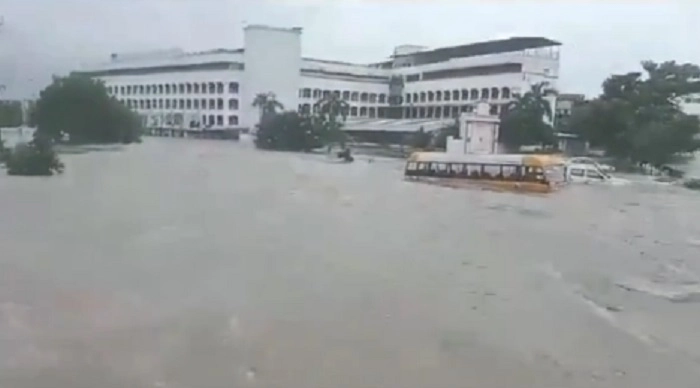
xmin=466 ymin=164 xmax=481 ymax=179
xmin=483 ymin=165 xmax=500 ymax=179
xmin=502 ymin=165 xmax=519 ymax=181
xmin=450 ymin=163 xmax=464 ymax=175
xmin=406 ymin=162 xmax=417 ymax=171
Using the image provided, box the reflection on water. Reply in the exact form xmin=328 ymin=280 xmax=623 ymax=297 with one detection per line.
xmin=1 ymin=138 xmax=699 ymax=388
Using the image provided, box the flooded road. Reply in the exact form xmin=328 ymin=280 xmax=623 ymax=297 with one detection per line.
xmin=1 ymin=138 xmax=699 ymax=387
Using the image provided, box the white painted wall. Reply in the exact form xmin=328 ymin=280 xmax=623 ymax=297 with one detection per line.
xmin=99 ymin=69 xmax=243 ymax=130
xmin=242 ymin=25 xmax=302 ymax=129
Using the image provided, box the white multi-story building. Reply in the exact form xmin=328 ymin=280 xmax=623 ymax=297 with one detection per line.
xmin=76 ymin=24 xmax=561 ymax=132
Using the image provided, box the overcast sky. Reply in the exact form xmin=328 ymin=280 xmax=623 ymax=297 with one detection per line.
xmin=1 ymin=0 xmax=699 ymax=98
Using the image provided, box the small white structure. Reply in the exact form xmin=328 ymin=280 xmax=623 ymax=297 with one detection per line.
xmin=446 ymin=102 xmax=500 ymax=155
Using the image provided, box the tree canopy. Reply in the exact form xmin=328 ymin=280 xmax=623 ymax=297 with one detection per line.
xmin=314 ymin=94 xmax=349 ymax=147
xmin=0 ymin=101 xmax=23 ymax=127
xmin=33 ymin=74 xmax=142 ymax=144
xmin=568 ymin=61 xmax=700 ymax=165
xmin=498 ymin=82 xmax=555 ymax=148
xmin=4 ymin=135 xmax=64 ymax=176
xmin=252 ymin=92 xmax=284 ymax=122
xmin=255 ymin=111 xmax=322 ymax=151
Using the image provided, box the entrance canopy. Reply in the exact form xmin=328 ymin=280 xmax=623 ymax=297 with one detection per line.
xmin=343 ymin=118 xmax=455 ymax=133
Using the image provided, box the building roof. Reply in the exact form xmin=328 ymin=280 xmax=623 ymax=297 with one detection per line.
xmin=394 ymin=37 xmax=561 ymax=65
xmin=343 ymin=118 xmax=455 ymax=133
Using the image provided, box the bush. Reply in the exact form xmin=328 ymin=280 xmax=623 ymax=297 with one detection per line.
xmin=432 ymin=124 xmax=459 ymax=149
xmin=255 ymin=111 xmax=323 ymax=151
xmin=683 ymin=178 xmax=700 ymax=190
xmin=5 ymin=136 xmax=64 ymax=176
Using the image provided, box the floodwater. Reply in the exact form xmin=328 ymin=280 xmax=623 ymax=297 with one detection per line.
xmin=1 ymin=137 xmax=699 ymax=388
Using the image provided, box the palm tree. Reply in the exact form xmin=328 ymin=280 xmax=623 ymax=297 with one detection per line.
xmin=314 ymin=94 xmax=350 ymax=148
xmin=505 ymin=82 xmax=554 ymax=121
xmin=252 ymin=92 xmax=284 ymax=122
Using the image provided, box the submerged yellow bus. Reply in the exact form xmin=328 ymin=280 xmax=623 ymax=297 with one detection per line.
xmin=404 ymin=152 xmax=568 ymax=193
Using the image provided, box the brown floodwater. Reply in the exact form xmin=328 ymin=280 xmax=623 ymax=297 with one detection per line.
xmin=1 ymin=137 xmax=699 ymax=387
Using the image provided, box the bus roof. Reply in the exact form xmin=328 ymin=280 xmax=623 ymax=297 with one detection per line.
xmin=407 ymin=152 xmax=565 ymax=167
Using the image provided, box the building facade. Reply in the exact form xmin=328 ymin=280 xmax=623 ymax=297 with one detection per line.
xmin=76 ymin=25 xmax=561 ymax=132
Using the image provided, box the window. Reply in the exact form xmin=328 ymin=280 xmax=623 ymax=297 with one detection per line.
xmin=216 ymin=115 xmax=223 ymax=126
xmin=209 ymin=99 xmax=216 ymax=110
xmin=229 ymin=98 xmax=239 ymax=110
xmin=481 ymin=88 xmax=490 ymax=100
xmin=186 ymin=83 xmax=192 ymax=93
xmin=377 ymin=93 xmax=386 ymax=103
xmin=369 ymin=93 xmax=377 ymax=103
xmin=502 ymin=87 xmax=511 ymax=99
xmin=179 ymin=99 xmax=185 ymax=109
xmin=444 ymin=91 xmax=450 ymax=101
xmin=178 ymin=84 xmax=185 ymax=94
xmin=201 ymin=83 xmax=207 ymax=93
xmin=342 ymin=91 xmax=350 ymax=100
xmin=228 ymin=115 xmax=238 ymax=125
xmin=436 ymin=91 xmax=442 ymax=102
xmin=208 ymin=83 xmax=216 ymax=94
xmin=586 ymin=170 xmax=605 ymax=179
xmin=491 ymin=87 xmax=500 ymax=99
xmin=461 ymin=89 xmax=469 ymax=100
xmin=452 ymin=90 xmax=459 ymax=101
xmin=165 ymin=100 xmax=171 ymax=109
xmin=165 ymin=85 xmax=171 ymax=94
xmin=420 ymin=92 xmax=426 ymax=102
xmin=405 ymin=94 xmax=411 ymax=103
xmin=217 ymin=98 xmax=223 ymax=110
xmin=201 ymin=99 xmax=207 ymax=109
xmin=186 ymin=99 xmax=192 ymax=109
xmin=427 ymin=91 xmax=434 ymax=102
xmin=359 ymin=107 xmax=367 ymax=116
xmin=194 ymin=99 xmax=199 ymax=109
xmin=360 ymin=93 xmax=368 ymax=102
xmin=229 ymin=82 xmax=239 ymax=94
xmin=570 ymin=168 xmax=585 ymax=177
xmin=216 ymin=82 xmax=224 ymax=94
xmin=193 ymin=83 xmax=200 ymax=93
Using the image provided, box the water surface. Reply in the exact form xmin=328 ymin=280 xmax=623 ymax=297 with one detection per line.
xmin=1 ymin=138 xmax=699 ymax=387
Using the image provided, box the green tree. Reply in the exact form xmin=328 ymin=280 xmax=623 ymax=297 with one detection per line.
xmin=252 ymin=92 xmax=284 ymax=124
xmin=409 ymin=127 xmax=432 ymax=149
xmin=254 ymin=111 xmax=323 ymax=151
xmin=314 ymin=94 xmax=349 ymax=147
xmin=432 ymin=122 xmax=460 ymax=149
xmin=33 ymin=74 xmax=142 ymax=144
xmin=0 ymin=100 xmax=23 ymax=127
xmin=569 ymin=61 xmax=700 ymax=165
xmin=5 ymin=134 xmax=64 ymax=176
xmin=499 ymin=82 xmax=555 ymax=149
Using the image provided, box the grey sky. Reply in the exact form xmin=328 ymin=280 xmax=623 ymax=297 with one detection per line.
xmin=2 ymin=0 xmax=699 ymax=99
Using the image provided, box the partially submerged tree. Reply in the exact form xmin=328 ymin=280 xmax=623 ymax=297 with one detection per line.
xmin=252 ymin=92 xmax=284 ymax=124
xmin=34 ymin=74 xmax=142 ymax=144
xmin=499 ymin=82 xmax=555 ymax=149
xmin=569 ymin=61 xmax=700 ymax=165
xmin=314 ymin=94 xmax=350 ymax=148
xmin=5 ymin=134 xmax=64 ymax=176
xmin=254 ymin=111 xmax=322 ymax=151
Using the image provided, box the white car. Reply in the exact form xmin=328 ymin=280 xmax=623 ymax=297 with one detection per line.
xmin=568 ymin=157 xmax=616 ymax=173
xmin=566 ymin=163 xmax=628 ymax=185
